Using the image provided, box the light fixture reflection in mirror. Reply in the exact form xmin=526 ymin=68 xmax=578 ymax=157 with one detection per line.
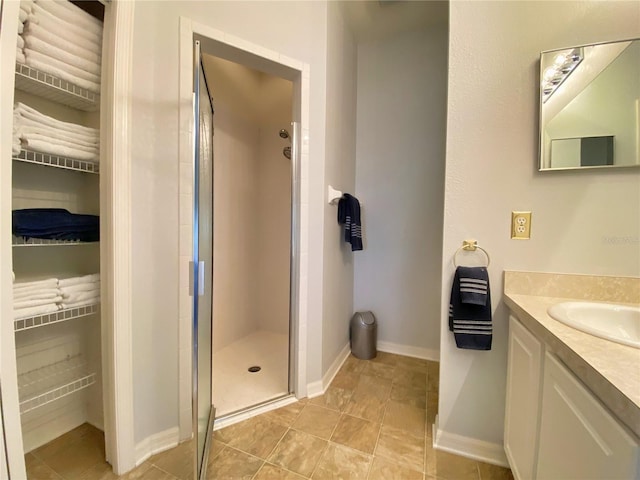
xmin=539 ymin=38 xmax=640 ymax=171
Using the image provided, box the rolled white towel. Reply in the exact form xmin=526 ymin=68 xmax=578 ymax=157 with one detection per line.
xmin=29 ymin=4 xmax=102 ymax=47
xmin=20 ymin=132 xmax=100 ymax=155
xmin=24 ymin=23 xmax=101 ymax=64
xmin=16 ymin=121 xmax=99 ymax=147
xmin=14 ymin=288 xmax=62 ymax=301
xmin=14 ymin=296 xmax=63 ymax=310
xmin=35 ymin=0 xmax=103 ymax=33
xmin=62 ymin=291 xmax=100 ymax=304
xmin=14 ymin=102 xmax=98 ymax=137
xmin=13 ymin=278 xmax=59 ymax=290
xmin=25 ymin=49 xmax=100 ymax=83
xmin=18 ymin=22 xmax=24 ymax=34
xmin=12 ymin=137 xmax=21 ymax=156
xmin=20 ymin=137 xmax=99 ymax=162
xmin=14 ymin=303 xmax=60 ymax=319
xmin=21 ymin=0 xmax=34 ymax=10
xmin=60 ymin=282 xmax=101 ymax=294
xmin=23 ymin=54 xmax=100 ymax=93
xmin=23 ymin=35 xmax=101 ymax=77
xmin=17 ymin=35 xmax=25 ymax=49
xmin=59 ymin=273 xmax=100 ymax=288
xmin=16 ymin=48 xmax=25 ymax=64
xmin=19 ymin=7 xmax=28 ymax=23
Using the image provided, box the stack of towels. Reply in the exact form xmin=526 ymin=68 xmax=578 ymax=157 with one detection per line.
xmin=19 ymin=0 xmax=103 ymax=93
xmin=13 ymin=273 xmax=100 ymax=319
xmin=13 ymin=208 xmax=100 ymax=242
xmin=12 ymin=102 xmax=99 ymax=160
xmin=16 ymin=0 xmax=32 ymax=64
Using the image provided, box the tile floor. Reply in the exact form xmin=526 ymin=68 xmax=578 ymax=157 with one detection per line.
xmin=25 ymin=352 xmax=514 ymax=479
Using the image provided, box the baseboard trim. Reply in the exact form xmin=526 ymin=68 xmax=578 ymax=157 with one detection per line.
xmin=135 ymin=427 xmax=180 ymax=467
xmin=377 ymin=341 xmax=439 ymax=362
xmin=433 ymin=417 xmax=509 ymax=467
xmin=307 ymin=342 xmax=351 ymax=399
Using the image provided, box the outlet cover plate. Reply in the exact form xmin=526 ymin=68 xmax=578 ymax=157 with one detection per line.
xmin=511 ymin=211 xmax=532 ymax=239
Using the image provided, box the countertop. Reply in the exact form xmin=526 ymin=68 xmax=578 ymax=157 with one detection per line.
xmin=504 ymin=292 xmax=640 ymax=438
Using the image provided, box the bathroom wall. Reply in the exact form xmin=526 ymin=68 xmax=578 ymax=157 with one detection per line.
xmin=129 ymin=0 xmax=329 ymax=446
xmin=354 ymin=26 xmax=448 ymax=358
xmin=321 ymin=1 xmax=358 ymax=377
xmin=439 ymin=0 xmax=640 ymax=463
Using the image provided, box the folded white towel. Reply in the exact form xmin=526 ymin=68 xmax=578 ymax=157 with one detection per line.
xmin=13 ymin=278 xmax=59 ymax=290
xmin=62 ymin=291 xmax=100 ymax=304
xmin=59 ymin=273 xmax=100 ymax=288
xmin=14 ymin=289 xmax=62 ymax=301
xmin=29 ymin=4 xmax=102 ymax=47
xmin=16 ymin=48 xmax=26 ymax=64
xmin=60 ymin=282 xmax=101 ymax=294
xmin=24 ymin=54 xmax=100 ymax=93
xmin=20 ymin=137 xmax=99 ymax=162
xmin=20 ymin=132 xmax=99 ymax=156
xmin=23 ymin=35 xmax=101 ymax=77
xmin=17 ymin=35 xmax=25 ymax=49
xmin=21 ymin=0 xmax=34 ymax=10
xmin=19 ymin=7 xmax=28 ymax=23
xmin=16 ymin=121 xmax=99 ymax=147
xmin=14 ymin=296 xmax=63 ymax=310
xmin=14 ymin=103 xmax=98 ymax=137
xmin=25 ymin=23 xmax=101 ymax=64
xmin=35 ymin=0 xmax=103 ymax=33
xmin=18 ymin=22 xmax=24 ymax=34
xmin=14 ymin=303 xmax=60 ymax=319
xmin=12 ymin=140 xmax=21 ymax=156
xmin=25 ymin=49 xmax=100 ymax=83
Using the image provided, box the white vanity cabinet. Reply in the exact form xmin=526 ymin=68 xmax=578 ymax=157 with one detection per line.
xmin=536 ymin=352 xmax=639 ymax=479
xmin=504 ymin=315 xmax=543 ymax=480
xmin=505 ymin=314 xmax=640 ymax=480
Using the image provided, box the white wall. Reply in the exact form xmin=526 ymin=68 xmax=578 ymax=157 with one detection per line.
xmin=354 ymin=27 xmax=448 ymax=358
xmin=439 ymin=0 xmax=640 ymax=461
xmin=321 ymin=2 xmax=358 ymax=375
xmin=130 ymin=0 xmax=329 ymax=445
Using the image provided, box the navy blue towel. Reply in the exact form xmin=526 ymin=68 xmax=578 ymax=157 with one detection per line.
xmin=337 ymin=193 xmax=363 ymax=251
xmin=449 ymin=266 xmax=492 ymax=350
xmin=13 ymin=208 xmax=99 ymax=242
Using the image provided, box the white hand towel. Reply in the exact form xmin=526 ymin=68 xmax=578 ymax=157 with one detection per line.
xmin=14 ymin=102 xmax=98 ymax=137
xmin=24 ymin=49 xmax=100 ymax=83
xmin=16 ymin=48 xmax=26 ymax=64
xmin=62 ymin=291 xmax=100 ymax=304
xmin=17 ymin=35 xmax=25 ymax=49
xmin=25 ymin=23 xmax=101 ymax=64
xmin=60 ymin=282 xmax=101 ymax=294
xmin=59 ymin=273 xmax=100 ymax=287
xmin=23 ymin=36 xmax=101 ymax=77
xmin=14 ymin=289 xmax=62 ymax=301
xmin=13 ymin=278 xmax=59 ymax=290
xmin=14 ymin=303 xmax=60 ymax=319
xmin=17 ymin=122 xmax=99 ymax=147
xmin=30 ymin=4 xmax=102 ymax=45
xmin=35 ymin=0 xmax=103 ymax=33
xmin=23 ymin=54 xmax=100 ymax=93
xmin=21 ymin=0 xmax=34 ymax=10
xmin=19 ymin=7 xmax=28 ymax=23
xmin=12 ymin=139 xmax=21 ymax=156
xmin=14 ymin=296 xmax=63 ymax=310
xmin=18 ymin=22 xmax=24 ymax=34
xmin=21 ymin=132 xmax=99 ymax=156
xmin=20 ymin=137 xmax=99 ymax=162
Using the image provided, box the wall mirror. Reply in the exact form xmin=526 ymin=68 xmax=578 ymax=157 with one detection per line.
xmin=539 ymin=38 xmax=640 ymax=171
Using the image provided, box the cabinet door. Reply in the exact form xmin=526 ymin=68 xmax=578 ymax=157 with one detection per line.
xmin=504 ymin=315 xmax=543 ymax=480
xmin=536 ymin=352 xmax=639 ymax=479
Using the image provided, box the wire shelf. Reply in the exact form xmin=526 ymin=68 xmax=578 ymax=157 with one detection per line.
xmin=12 ymin=236 xmax=99 ymax=247
xmin=14 ymin=303 xmax=100 ymax=332
xmin=15 ymin=63 xmax=100 ymax=112
xmin=18 ymin=355 xmax=96 ymax=414
xmin=13 ymin=149 xmax=99 ymax=174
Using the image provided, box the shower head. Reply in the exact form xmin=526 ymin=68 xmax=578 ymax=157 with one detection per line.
xmin=283 ymin=146 xmax=291 ymax=160
xmin=279 ymin=129 xmax=290 ymax=139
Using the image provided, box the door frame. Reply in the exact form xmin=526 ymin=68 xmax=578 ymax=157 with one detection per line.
xmin=177 ymin=17 xmax=311 ymax=440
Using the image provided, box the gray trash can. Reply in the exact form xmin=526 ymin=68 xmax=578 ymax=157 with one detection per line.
xmin=350 ymin=311 xmax=377 ymax=360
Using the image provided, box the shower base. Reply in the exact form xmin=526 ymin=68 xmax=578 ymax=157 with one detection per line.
xmin=213 ymin=330 xmax=289 ymax=417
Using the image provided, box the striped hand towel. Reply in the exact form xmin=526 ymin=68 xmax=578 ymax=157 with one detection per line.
xmin=448 ymin=266 xmax=492 ymax=350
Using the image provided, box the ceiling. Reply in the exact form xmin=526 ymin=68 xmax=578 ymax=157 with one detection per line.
xmin=341 ymin=0 xmax=449 ymax=43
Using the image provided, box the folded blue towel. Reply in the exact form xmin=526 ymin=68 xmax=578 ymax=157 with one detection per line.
xmin=449 ymin=266 xmax=492 ymax=350
xmin=13 ymin=208 xmax=99 ymax=242
xmin=337 ymin=193 xmax=363 ymax=251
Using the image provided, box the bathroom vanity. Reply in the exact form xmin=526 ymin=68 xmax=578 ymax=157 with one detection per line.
xmin=503 ymin=271 xmax=640 ymax=480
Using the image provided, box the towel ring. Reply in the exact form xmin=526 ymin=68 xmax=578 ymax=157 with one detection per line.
xmin=453 ymin=239 xmax=490 ymax=267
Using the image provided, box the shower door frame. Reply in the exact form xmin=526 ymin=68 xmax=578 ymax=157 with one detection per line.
xmin=177 ymin=17 xmax=311 ymax=440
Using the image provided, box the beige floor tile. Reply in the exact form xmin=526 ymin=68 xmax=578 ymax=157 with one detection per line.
xmin=339 ymin=355 xmax=367 ymax=375
xmin=361 ymin=362 xmax=395 ymax=380
xmin=427 ymin=361 xmax=439 ymax=393
xmin=390 ymin=384 xmax=427 ymax=409
xmin=262 ymin=401 xmax=306 ymax=427
xmin=375 ymin=424 xmax=425 ymax=473
xmin=292 ymin=404 xmax=341 ymax=440
xmin=370 ymin=352 xmax=401 ymax=366
xmin=356 ymin=375 xmax=392 ymax=400
xmin=34 ymin=431 xmax=106 ymax=480
xmin=83 ymin=462 xmax=178 ymax=480
xmin=426 ymin=392 xmax=439 ymax=436
xmin=477 ymin=462 xmax=514 ymax=480
xmin=267 ymin=429 xmax=328 ymax=477
xmin=209 ymin=439 xmax=225 ymax=461
xmin=425 ymin=442 xmax=479 ymax=480
xmin=395 ymin=357 xmax=429 ymax=374
xmin=32 ymin=424 xmax=99 ymax=463
xmin=206 ymin=447 xmax=263 ymax=479
xmin=368 ymin=457 xmax=423 ymax=480
xmin=254 ymin=463 xmax=306 ymax=479
xmin=309 ymin=386 xmax=353 ymax=411
xmin=214 ymin=416 xmax=287 ymax=458
xmin=343 ymin=389 xmax=387 ymax=423
xmin=331 ymin=371 xmax=360 ymax=391
xmin=149 ymin=440 xmax=193 ymax=480
xmin=393 ymin=367 xmax=428 ymax=389
xmin=25 ymin=453 xmax=62 ymax=480
xmin=311 ymin=443 xmax=371 ymax=479
xmin=383 ymin=400 xmax=426 ymax=438
xmin=330 ymin=414 xmax=380 ymax=454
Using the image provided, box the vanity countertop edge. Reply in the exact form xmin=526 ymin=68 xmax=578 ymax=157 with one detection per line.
xmin=504 ymin=292 xmax=640 ymax=439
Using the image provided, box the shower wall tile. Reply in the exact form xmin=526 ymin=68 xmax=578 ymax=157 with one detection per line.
xmin=180 ymin=162 xmax=192 ymax=195
xmin=179 ymin=225 xmax=191 ymax=256
xmin=179 ymin=194 xmax=192 ymax=226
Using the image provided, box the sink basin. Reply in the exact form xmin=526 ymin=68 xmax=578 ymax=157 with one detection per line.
xmin=547 ymin=302 xmax=640 ymax=349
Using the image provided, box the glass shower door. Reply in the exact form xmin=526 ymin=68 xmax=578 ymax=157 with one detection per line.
xmin=192 ymin=40 xmax=215 ymax=480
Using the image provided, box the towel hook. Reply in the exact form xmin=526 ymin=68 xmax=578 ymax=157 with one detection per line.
xmin=453 ymin=239 xmax=490 ymax=267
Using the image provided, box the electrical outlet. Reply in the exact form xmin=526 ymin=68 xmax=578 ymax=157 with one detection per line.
xmin=511 ymin=211 xmax=532 ymax=239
